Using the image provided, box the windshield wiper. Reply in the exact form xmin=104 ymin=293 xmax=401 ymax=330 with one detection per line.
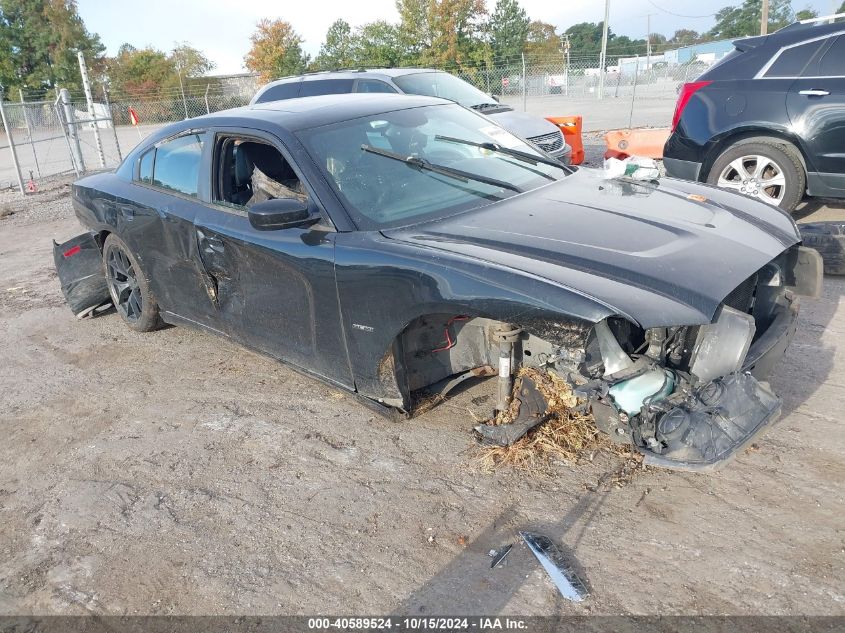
xmin=360 ymin=144 xmax=523 ymax=193
xmin=435 ymin=134 xmax=569 ymax=172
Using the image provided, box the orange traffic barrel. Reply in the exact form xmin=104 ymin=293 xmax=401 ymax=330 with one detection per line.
xmin=546 ymin=115 xmax=584 ymax=165
xmin=604 ymin=128 xmax=671 ymax=160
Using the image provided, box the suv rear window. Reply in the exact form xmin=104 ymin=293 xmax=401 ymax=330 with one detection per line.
xmin=299 ymin=79 xmax=354 ymax=97
xmin=256 ymin=81 xmax=301 ymax=103
xmin=764 ymin=40 xmax=825 ymax=77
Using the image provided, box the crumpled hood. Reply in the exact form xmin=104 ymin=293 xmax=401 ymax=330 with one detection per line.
xmin=485 ymin=109 xmax=562 ymax=140
xmin=383 ymin=169 xmax=800 ymax=328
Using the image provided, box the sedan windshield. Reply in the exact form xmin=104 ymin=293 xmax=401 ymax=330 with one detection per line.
xmin=297 ymin=103 xmax=566 ymax=229
xmin=394 ymin=72 xmax=496 ymax=108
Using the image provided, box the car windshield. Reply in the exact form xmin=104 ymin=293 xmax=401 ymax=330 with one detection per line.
xmin=393 ymin=72 xmax=495 ymax=108
xmin=297 ymin=103 xmax=566 ymax=230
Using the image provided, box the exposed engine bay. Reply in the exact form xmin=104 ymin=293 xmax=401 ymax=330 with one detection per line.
xmin=401 ymin=245 xmax=823 ymax=471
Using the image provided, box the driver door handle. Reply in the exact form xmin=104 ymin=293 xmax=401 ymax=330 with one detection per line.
xmin=799 ymin=89 xmax=830 ymax=96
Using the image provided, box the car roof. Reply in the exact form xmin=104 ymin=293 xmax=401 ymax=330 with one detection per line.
xmin=149 ymin=93 xmax=450 ymax=141
xmin=258 ymin=68 xmax=444 ymax=86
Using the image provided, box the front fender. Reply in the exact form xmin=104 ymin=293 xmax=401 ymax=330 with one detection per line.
xmin=333 ymin=232 xmax=616 ymax=405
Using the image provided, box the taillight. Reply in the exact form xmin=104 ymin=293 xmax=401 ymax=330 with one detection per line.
xmin=671 ymin=80 xmax=712 ymax=132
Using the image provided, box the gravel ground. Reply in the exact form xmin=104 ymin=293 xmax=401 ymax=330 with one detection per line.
xmin=1 ymin=160 xmax=844 ymax=617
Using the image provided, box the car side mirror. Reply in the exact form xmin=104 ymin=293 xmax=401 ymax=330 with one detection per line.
xmin=248 ymin=198 xmax=316 ymax=231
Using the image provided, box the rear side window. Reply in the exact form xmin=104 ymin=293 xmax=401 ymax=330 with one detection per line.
xmin=356 ymin=79 xmax=397 ymax=93
xmin=152 ymin=134 xmax=204 ymax=197
xmin=818 ymin=36 xmax=845 ymax=77
xmin=256 ymin=81 xmax=301 ymax=103
xmin=138 ymin=149 xmax=153 ymax=184
xmin=764 ymin=40 xmax=825 ymax=77
xmin=299 ymin=79 xmax=354 ymax=97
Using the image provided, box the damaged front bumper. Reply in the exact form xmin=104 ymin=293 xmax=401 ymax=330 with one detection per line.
xmin=598 ymin=248 xmax=821 ymax=472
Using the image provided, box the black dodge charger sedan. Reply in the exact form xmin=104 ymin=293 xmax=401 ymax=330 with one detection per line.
xmin=57 ymin=93 xmax=822 ymax=471
xmin=664 ymin=16 xmax=845 ymax=212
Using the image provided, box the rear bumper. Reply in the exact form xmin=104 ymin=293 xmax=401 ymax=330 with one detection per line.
xmin=663 ymin=156 xmax=702 ymax=182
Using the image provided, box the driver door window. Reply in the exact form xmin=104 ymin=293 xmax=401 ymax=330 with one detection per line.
xmin=214 ymin=136 xmax=308 ymax=211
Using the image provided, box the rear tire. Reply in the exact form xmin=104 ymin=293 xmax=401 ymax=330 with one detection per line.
xmin=102 ymin=234 xmax=163 ymax=332
xmin=706 ymin=140 xmax=805 ymax=213
xmin=799 ymin=222 xmax=845 ymax=275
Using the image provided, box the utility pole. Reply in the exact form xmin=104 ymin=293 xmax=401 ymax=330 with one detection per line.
xmin=761 ymin=0 xmax=770 ymax=35
xmin=598 ymin=0 xmax=611 ymax=100
xmin=78 ymin=51 xmax=105 ymax=168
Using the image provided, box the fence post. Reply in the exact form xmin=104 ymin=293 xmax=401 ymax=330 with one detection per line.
xmin=18 ymin=88 xmax=41 ymax=178
xmin=628 ymin=56 xmax=640 ymax=129
xmin=521 ymin=53 xmax=527 ymax=112
xmin=78 ymin=52 xmax=105 ymax=168
xmin=102 ymin=85 xmax=122 ymax=162
xmin=204 ymin=84 xmax=211 ymax=114
xmin=0 ymin=86 xmax=25 ymax=194
xmin=60 ymin=88 xmax=86 ymax=173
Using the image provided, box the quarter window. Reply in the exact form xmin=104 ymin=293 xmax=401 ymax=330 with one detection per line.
xmin=818 ymin=36 xmax=845 ymax=77
xmin=256 ymin=81 xmax=301 ymax=103
xmin=152 ymin=134 xmax=204 ymax=197
xmin=138 ymin=149 xmax=153 ymax=184
xmin=764 ymin=40 xmax=825 ymax=77
xmin=356 ymin=79 xmax=397 ymax=93
xmin=299 ymin=79 xmax=355 ymax=97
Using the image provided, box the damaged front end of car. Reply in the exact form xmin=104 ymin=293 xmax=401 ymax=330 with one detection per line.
xmin=475 ymin=245 xmax=823 ymax=471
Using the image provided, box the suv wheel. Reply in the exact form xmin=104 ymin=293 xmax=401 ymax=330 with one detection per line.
xmin=707 ymin=140 xmax=805 ymax=212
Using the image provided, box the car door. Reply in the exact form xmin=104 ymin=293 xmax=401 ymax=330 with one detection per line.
xmin=119 ymin=130 xmax=220 ymax=328
xmin=786 ymin=33 xmax=845 ymax=194
xmin=189 ymin=129 xmax=353 ymax=389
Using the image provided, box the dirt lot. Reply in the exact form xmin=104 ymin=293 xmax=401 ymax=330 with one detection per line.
xmin=0 ymin=176 xmax=843 ymax=616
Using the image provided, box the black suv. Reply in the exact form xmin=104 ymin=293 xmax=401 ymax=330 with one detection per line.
xmin=664 ymin=16 xmax=845 ymax=212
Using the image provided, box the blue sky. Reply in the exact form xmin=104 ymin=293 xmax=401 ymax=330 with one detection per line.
xmin=76 ymin=0 xmax=839 ymax=74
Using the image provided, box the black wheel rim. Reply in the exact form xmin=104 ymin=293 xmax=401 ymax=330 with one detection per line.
xmin=106 ymin=247 xmax=142 ymax=322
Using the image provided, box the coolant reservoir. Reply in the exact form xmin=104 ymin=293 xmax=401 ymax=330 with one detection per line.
xmin=595 ymin=320 xmax=675 ymax=416
xmin=609 ymin=369 xmax=675 ymax=416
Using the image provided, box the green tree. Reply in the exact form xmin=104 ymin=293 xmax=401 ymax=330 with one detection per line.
xmin=0 ymin=0 xmax=104 ymax=97
xmin=524 ymin=21 xmax=561 ymax=60
xmin=352 ymin=20 xmax=407 ymax=67
xmin=794 ymin=7 xmax=818 ymax=20
xmin=708 ymin=0 xmax=794 ymax=39
xmin=563 ymin=22 xmax=605 ymax=55
xmin=488 ymin=0 xmax=529 ymax=62
xmin=396 ymin=0 xmax=487 ymax=68
xmin=839 ymin=1 xmax=845 ymax=14
xmin=106 ymin=43 xmax=213 ymax=98
xmin=669 ymin=29 xmax=702 ymax=46
xmin=315 ymin=19 xmax=356 ymax=70
xmin=244 ymin=18 xmax=308 ymax=83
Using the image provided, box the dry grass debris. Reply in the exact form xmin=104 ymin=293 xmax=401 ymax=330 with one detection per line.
xmin=473 ymin=367 xmax=639 ymax=477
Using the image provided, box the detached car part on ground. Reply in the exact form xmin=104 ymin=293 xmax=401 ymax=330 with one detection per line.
xmin=55 ymin=94 xmax=822 ymax=473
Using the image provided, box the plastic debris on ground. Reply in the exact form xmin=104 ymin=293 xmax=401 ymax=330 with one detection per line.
xmin=520 ymin=531 xmax=589 ymax=603
xmin=603 ymin=156 xmax=660 ymax=181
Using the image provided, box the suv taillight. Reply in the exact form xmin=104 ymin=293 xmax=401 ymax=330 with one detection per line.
xmin=672 ymin=80 xmax=712 ymax=132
